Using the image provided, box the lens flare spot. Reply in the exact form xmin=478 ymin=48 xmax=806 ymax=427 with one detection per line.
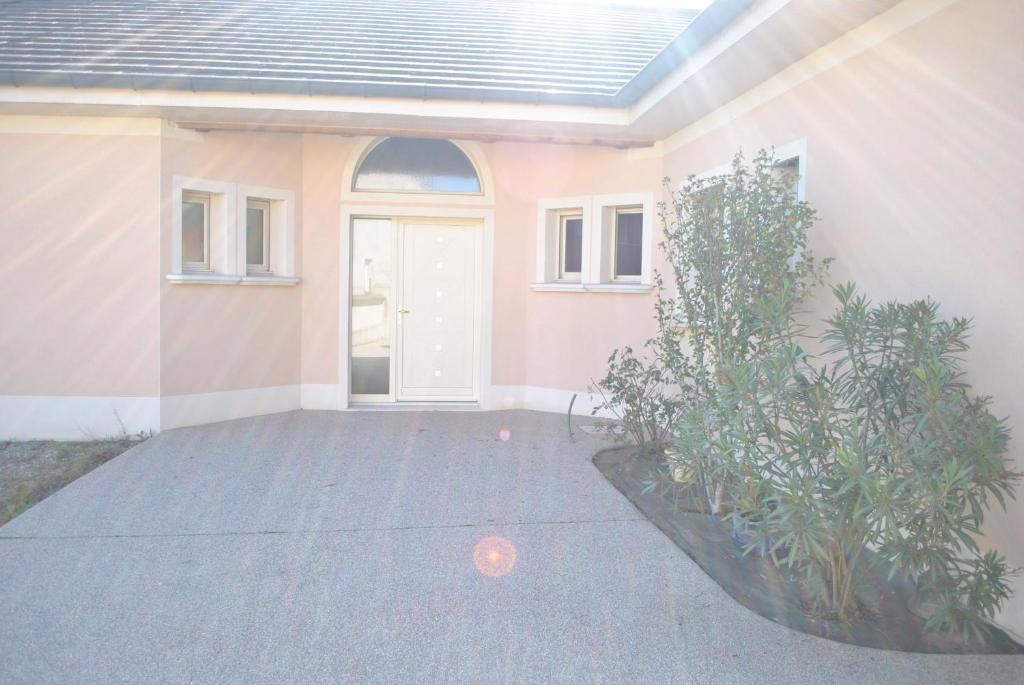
xmin=474 ymin=536 xmax=517 ymax=577
xmin=498 ymin=428 xmax=512 ymax=441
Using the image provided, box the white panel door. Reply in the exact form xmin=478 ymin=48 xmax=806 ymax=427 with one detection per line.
xmin=397 ymin=221 xmax=480 ymax=400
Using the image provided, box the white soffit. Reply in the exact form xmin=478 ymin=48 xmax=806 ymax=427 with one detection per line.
xmin=629 ymin=0 xmax=905 ymax=138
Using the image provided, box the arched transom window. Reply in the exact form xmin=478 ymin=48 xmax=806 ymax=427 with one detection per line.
xmin=352 ymin=137 xmax=482 ymax=194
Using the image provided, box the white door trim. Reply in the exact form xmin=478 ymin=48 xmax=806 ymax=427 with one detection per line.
xmin=339 ymin=205 xmax=494 ymax=409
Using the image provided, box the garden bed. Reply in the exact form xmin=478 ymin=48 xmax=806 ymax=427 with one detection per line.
xmin=594 ymin=445 xmax=1023 ymax=654
xmin=0 ymin=439 xmax=139 ymax=526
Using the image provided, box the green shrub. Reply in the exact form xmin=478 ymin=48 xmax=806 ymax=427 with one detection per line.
xmin=595 ymin=150 xmax=827 ymax=459
xmin=666 ymin=150 xmax=828 ymax=509
xmin=592 ymin=277 xmax=692 ymax=450
xmin=701 ymin=283 xmax=1020 ymax=638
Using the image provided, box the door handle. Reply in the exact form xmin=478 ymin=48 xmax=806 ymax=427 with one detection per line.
xmin=398 ymin=308 xmax=410 ymax=314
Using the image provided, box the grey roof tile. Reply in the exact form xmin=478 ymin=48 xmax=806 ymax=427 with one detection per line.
xmin=0 ymin=0 xmax=699 ymax=105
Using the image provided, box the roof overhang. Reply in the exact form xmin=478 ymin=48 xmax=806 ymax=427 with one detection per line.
xmin=0 ymin=0 xmax=905 ymax=148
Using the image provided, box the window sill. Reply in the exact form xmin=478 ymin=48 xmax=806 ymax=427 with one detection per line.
xmin=529 ymin=282 xmax=652 ymax=294
xmin=585 ymin=283 xmax=651 ymax=294
xmin=166 ymin=273 xmax=300 ymax=286
xmin=529 ymin=283 xmax=587 ymax=293
xmin=167 ymin=273 xmax=241 ymax=285
xmin=240 ymin=275 xmax=301 ymax=286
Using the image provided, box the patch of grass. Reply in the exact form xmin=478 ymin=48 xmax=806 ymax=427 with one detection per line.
xmin=0 ymin=438 xmax=141 ymax=526
xmin=2 ymin=484 xmax=34 ymax=524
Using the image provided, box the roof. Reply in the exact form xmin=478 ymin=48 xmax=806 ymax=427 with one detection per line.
xmin=0 ymin=0 xmax=702 ymax=106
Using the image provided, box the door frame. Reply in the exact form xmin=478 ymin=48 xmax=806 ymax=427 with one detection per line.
xmin=339 ymin=205 xmax=494 ymax=409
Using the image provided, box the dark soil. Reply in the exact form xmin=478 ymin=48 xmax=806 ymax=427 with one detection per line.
xmin=0 ymin=439 xmax=139 ymax=526
xmin=594 ymin=445 xmax=1024 ymax=654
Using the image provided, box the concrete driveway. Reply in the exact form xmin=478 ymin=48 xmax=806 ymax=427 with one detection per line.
xmin=0 ymin=410 xmax=1020 ymax=683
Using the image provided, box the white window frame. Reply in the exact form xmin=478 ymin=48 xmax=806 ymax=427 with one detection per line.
xmin=350 ymin=138 xmax=484 ymax=197
xmin=169 ymin=176 xmax=236 ymax=283
xmin=532 ymin=192 xmax=653 ymax=293
xmin=181 ymin=191 xmax=211 ymax=272
xmin=533 ymin=195 xmax=592 ymax=290
xmin=678 ymin=139 xmax=809 ymax=295
xmin=688 ymin=138 xmax=807 ymax=201
xmin=774 ymin=138 xmax=807 ymax=201
xmin=590 ymin=192 xmax=654 ymax=290
xmin=341 ymin=137 xmax=496 ymax=206
xmin=556 ymin=210 xmax=584 ymax=282
xmin=167 ymin=177 xmax=299 ymax=286
xmin=236 ymin=184 xmax=298 ymax=285
xmin=245 ymin=199 xmax=272 ymax=274
xmin=611 ymin=205 xmax=644 ymax=283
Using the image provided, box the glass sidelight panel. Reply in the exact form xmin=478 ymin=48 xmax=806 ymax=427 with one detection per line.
xmin=351 ymin=218 xmax=393 ymax=396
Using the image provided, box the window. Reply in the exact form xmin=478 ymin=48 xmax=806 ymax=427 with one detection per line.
xmin=613 ymin=207 xmax=643 ymax=281
xmin=688 ymin=141 xmax=807 ymax=280
xmin=353 ymin=137 xmax=482 ymax=194
xmin=773 ymin=156 xmax=800 ymax=197
xmin=535 ymin=196 xmax=591 ymax=287
xmin=533 ymin=193 xmax=652 ymax=291
xmin=237 ymin=186 xmax=296 ymax=282
xmin=246 ymin=199 xmax=271 ymax=273
xmin=171 ymin=178 xmax=234 ymax=280
xmin=592 ymin=193 xmax=652 ymax=288
xmin=557 ymin=211 xmax=583 ymax=281
xmin=169 ymin=177 xmax=297 ymax=285
xmin=181 ymin=191 xmax=210 ymax=271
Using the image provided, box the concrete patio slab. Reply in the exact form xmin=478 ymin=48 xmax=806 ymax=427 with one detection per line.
xmin=0 ymin=410 xmax=1021 ymax=683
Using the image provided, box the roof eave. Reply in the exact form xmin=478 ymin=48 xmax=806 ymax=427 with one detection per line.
xmin=611 ymin=0 xmax=757 ymax=106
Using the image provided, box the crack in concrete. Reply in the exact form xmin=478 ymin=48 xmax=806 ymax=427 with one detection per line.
xmin=0 ymin=516 xmax=648 ymax=541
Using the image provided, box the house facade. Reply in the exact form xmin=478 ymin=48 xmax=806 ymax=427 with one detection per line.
xmin=1 ymin=0 xmax=1022 ymax=633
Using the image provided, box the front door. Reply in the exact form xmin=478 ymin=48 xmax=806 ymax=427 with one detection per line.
xmin=397 ymin=220 xmax=480 ymax=400
xmin=349 ymin=217 xmax=480 ymax=403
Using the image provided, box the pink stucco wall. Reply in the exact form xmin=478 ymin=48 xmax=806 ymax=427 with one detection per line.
xmin=0 ymin=131 xmax=160 ymax=397
xmin=0 ymin=127 xmax=662 ymax=402
xmin=488 ymin=143 xmax=663 ymax=391
xmin=299 ymin=134 xmax=350 ymax=388
xmin=159 ymin=131 xmax=304 ymax=397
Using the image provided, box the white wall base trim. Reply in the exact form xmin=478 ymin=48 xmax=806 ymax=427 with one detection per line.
xmin=299 ymin=383 xmax=617 ymax=418
xmin=161 ymin=384 xmax=300 ymax=431
xmin=300 ymin=383 xmax=344 ymax=410
xmin=483 ymin=385 xmax=616 ymax=419
xmin=0 ymin=395 xmax=160 ymax=441
xmin=0 ymin=385 xmax=618 ymax=439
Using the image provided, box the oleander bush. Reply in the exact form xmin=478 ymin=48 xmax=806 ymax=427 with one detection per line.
xmin=595 ymin=149 xmax=828 ymax=461
xmin=692 ymin=282 xmax=1020 ymax=638
xmin=673 ymin=150 xmax=830 ymax=509
xmin=599 ymin=146 xmax=1019 ymax=639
